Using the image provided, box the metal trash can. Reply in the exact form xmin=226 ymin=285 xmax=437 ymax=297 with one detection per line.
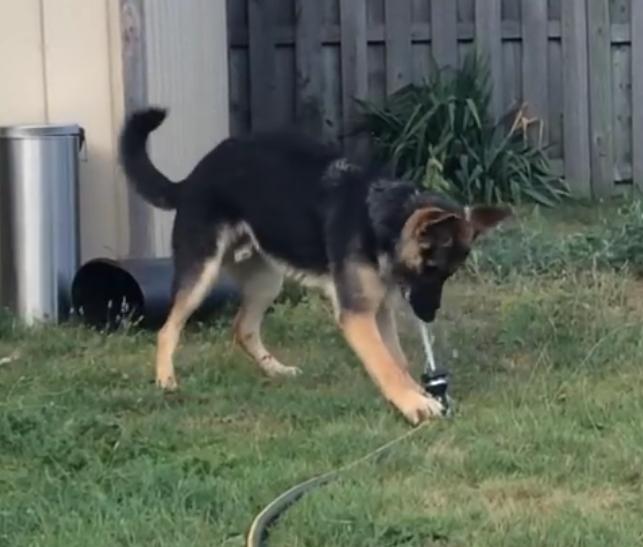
xmin=0 ymin=124 xmax=84 ymax=324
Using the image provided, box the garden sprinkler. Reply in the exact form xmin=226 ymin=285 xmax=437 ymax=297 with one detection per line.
xmin=418 ymin=321 xmax=453 ymax=417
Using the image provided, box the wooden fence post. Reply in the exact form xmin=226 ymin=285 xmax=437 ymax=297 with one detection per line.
xmin=340 ymin=0 xmax=368 ymax=156
xmin=430 ymin=0 xmax=458 ymax=70
xmin=633 ymin=0 xmax=643 ymax=193
xmin=248 ymin=0 xmax=277 ymax=132
xmin=561 ymin=0 xmax=591 ymax=198
xmin=474 ymin=0 xmax=503 ymax=120
xmin=295 ymin=0 xmax=323 ymax=135
xmin=385 ymin=0 xmax=412 ymax=94
xmin=586 ymin=0 xmax=614 ymax=198
xmin=521 ymin=0 xmax=548 ymax=145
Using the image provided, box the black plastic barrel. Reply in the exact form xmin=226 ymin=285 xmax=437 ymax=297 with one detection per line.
xmin=71 ymin=258 xmax=238 ymax=330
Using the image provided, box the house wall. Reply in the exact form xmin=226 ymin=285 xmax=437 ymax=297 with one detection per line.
xmin=0 ymin=0 xmax=229 ymax=261
xmin=0 ymin=0 xmax=127 ymax=260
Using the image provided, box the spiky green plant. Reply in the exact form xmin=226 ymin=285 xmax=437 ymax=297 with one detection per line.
xmin=358 ymin=54 xmax=569 ymax=206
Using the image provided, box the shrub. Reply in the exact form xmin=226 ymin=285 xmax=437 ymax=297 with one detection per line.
xmin=358 ymin=54 xmax=569 ymax=206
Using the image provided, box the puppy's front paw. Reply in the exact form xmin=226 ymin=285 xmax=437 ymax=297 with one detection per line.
xmin=156 ymin=374 xmax=178 ymax=391
xmin=392 ymin=389 xmax=444 ymax=425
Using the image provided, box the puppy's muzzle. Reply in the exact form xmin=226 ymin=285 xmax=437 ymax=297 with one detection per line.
xmin=401 ymin=284 xmax=441 ymax=323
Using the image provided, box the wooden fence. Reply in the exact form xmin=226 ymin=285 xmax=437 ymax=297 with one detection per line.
xmin=227 ymin=0 xmax=643 ymax=199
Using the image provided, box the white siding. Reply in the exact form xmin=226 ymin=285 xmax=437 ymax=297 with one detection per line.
xmin=144 ymin=0 xmax=230 ymax=256
xmin=0 ymin=0 xmax=128 ymax=259
xmin=0 ymin=0 xmax=48 ymax=123
xmin=41 ymin=0 xmax=128 ymax=259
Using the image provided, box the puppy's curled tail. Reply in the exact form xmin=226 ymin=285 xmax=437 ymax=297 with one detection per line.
xmin=119 ymin=107 xmax=179 ymax=210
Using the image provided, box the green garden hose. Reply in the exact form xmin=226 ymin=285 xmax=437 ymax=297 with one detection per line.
xmin=245 ymin=421 xmax=432 ymax=547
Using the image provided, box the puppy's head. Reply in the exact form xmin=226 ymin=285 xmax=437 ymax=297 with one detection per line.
xmin=396 ymin=202 xmax=511 ymax=322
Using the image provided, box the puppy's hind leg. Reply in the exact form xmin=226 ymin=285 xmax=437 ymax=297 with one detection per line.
xmin=230 ymin=255 xmax=300 ymax=377
xmin=156 ymin=236 xmax=225 ymax=390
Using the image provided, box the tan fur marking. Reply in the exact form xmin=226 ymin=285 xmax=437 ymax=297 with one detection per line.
xmin=340 ymin=312 xmax=442 ymax=424
xmin=352 ymin=262 xmax=387 ymax=308
xmin=229 ymin=254 xmax=300 ymax=377
xmin=156 ymin=257 xmax=221 ymax=390
xmin=403 ymin=207 xmax=459 ymax=239
xmin=397 ymin=238 xmax=424 ymax=272
xmin=398 ymin=207 xmax=459 ymax=271
xmin=377 ymin=295 xmax=409 ymax=370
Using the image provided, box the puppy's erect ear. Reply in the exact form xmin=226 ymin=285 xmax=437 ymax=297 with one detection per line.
xmin=398 ymin=207 xmax=459 ymax=271
xmin=466 ymin=205 xmax=512 ymax=237
xmin=402 ymin=207 xmax=459 ymax=240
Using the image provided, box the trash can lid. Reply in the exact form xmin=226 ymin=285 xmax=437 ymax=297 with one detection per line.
xmin=0 ymin=124 xmax=83 ymax=138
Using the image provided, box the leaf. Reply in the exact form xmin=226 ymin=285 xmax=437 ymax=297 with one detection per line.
xmin=465 ymin=99 xmax=483 ymax=129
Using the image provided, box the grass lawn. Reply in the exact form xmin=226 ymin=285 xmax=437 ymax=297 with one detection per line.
xmin=1 ymin=204 xmax=643 ymax=546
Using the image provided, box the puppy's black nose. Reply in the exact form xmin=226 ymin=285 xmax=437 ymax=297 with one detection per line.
xmin=414 ymin=307 xmax=437 ymax=323
xmin=424 ymin=310 xmax=437 ymax=322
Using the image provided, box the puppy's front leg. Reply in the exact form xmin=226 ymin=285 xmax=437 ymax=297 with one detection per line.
xmin=340 ymin=311 xmax=443 ymax=424
xmin=376 ymin=297 xmax=409 ymax=370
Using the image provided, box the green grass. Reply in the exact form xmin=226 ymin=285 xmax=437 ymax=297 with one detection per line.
xmin=2 ymin=205 xmax=643 ymax=546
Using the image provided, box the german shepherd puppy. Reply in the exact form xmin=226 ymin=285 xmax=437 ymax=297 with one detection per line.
xmin=120 ymin=108 xmax=510 ymax=424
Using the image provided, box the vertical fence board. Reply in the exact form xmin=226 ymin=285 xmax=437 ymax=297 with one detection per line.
xmin=322 ymin=0 xmax=340 ymax=24
xmin=412 ymin=0 xmax=431 ymax=22
xmin=369 ymin=44 xmax=387 ymax=103
xmin=502 ymin=0 xmax=521 ymax=112
xmin=474 ymin=0 xmax=503 ymax=119
xmin=610 ymin=0 xmax=632 ymax=183
xmin=521 ymin=0 xmax=548 ymax=143
xmin=587 ymin=0 xmax=614 ymax=197
xmin=412 ymin=43 xmax=433 ymax=84
xmin=549 ymin=0 xmax=561 ymax=21
xmin=431 ymin=0 xmax=458 ymax=69
xmin=548 ymin=41 xmax=563 ymax=158
xmin=367 ymin=0 xmax=385 ymax=25
xmin=229 ymin=49 xmax=250 ymax=136
xmin=322 ymin=45 xmax=342 ymax=142
xmin=274 ymin=46 xmax=296 ymax=126
xmin=340 ymin=0 xmax=368 ymax=154
xmin=226 ymin=0 xmax=247 ymax=29
xmin=502 ymin=0 xmax=521 ymax=21
xmin=457 ymin=0 xmax=474 ymax=23
xmin=385 ymin=0 xmax=412 ymax=93
xmin=248 ymin=0 xmax=277 ymax=131
xmin=502 ymin=42 xmax=521 ymax=112
xmin=612 ymin=45 xmax=631 ymax=182
xmin=632 ymin=0 xmax=643 ymax=191
xmin=274 ymin=0 xmax=295 ymax=25
xmin=561 ymin=0 xmax=591 ymax=197
xmin=295 ymin=0 xmax=323 ymax=134
xmin=610 ymin=0 xmax=630 ymax=24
